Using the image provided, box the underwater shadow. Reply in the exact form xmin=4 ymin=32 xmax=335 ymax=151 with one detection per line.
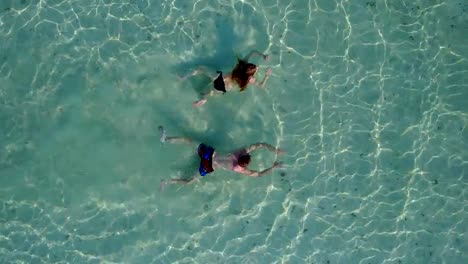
xmin=172 ymin=16 xmax=239 ymax=76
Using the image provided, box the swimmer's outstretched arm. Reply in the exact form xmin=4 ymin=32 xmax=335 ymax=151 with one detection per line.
xmin=245 ymin=143 xmax=284 ymax=154
xmin=159 ymin=126 xmax=193 ymax=145
xmin=250 ymin=68 xmax=272 ymax=88
xmin=244 ymin=50 xmax=269 ymax=61
xmin=242 ymin=161 xmax=283 ymax=177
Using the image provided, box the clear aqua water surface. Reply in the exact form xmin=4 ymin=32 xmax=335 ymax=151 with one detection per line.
xmin=0 ymin=0 xmax=467 ymax=263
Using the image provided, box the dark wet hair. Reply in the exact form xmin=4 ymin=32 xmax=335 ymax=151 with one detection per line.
xmin=238 ymin=154 xmax=251 ymax=167
xmin=231 ymin=58 xmax=257 ymax=91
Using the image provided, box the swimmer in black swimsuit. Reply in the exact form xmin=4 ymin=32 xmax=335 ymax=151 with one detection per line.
xmin=179 ymin=50 xmax=273 ymax=107
xmin=158 ymin=126 xmax=284 ymax=187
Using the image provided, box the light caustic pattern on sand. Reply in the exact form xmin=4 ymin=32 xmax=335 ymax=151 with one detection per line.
xmin=1 ymin=0 xmax=468 ymax=263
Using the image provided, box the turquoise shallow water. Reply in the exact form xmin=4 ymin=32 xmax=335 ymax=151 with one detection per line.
xmin=1 ymin=0 xmax=467 ymax=263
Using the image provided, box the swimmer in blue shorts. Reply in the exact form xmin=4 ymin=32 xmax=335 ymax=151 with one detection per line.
xmin=158 ymin=126 xmax=284 ymax=187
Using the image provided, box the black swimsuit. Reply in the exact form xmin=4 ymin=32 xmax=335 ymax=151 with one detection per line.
xmin=213 ymin=71 xmax=226 ymax=93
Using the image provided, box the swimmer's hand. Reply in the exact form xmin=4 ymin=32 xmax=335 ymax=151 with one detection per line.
xmin=259 ymin=68 xmax=272 ymax=89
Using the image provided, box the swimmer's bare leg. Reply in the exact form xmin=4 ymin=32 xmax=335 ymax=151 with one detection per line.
xmin=178 ymin=66 xmax=217 ymax=81
xmin=244 ymin=50 xmax=269 ymax=61
xmin=158 ymin=126 xmax=193 ymax=144
xmin=169 ymin=175 xmax=199 ymax=185
xmin=251 ymin=68 xmax=273 ymax=88
xmin=193 ymin=90 xmax=218 ymax=107
xmin=178 ymin=67 xmax=207 ymax=81
xmin=160 ymin=174 xmax=199 ymax=189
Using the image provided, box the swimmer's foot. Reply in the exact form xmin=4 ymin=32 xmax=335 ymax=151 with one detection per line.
xmin=273 ymin=161 xmax=285 ymax=169
xmin=159 ymin=180 xmax=168 ymax=191
xmin=193 ymin=98 xmax=207 ymax=107
xmin=275 ymin=148 xmax=286 ymax=155
xmin=158 ymin=126 xmax=167 ymax=143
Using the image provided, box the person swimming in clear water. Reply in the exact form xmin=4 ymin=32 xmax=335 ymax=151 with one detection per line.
xmin=179 ymin=50 xmax=273 ymax=107
xmin=158 ymin=126 xmax=284 ymax=187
